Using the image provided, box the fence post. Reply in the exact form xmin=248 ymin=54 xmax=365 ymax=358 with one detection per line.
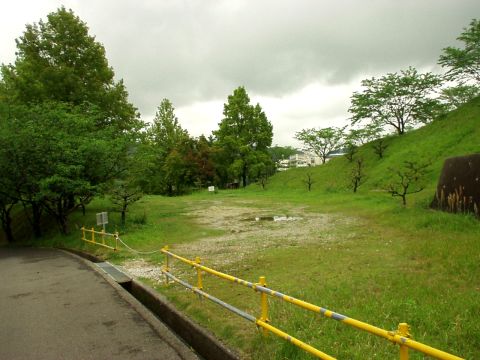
xmin=398 ymin=323 xmax=410 ymax=360
xmin=81 ymin=226 xmax=85 ymax=241
xmin=259 ymin=276 xmax=269 ymax=336
xmin=163 ymin=246 xmax=170 ymax=285
xmin=91 ymin=227 xmax=95 ymax=243
xmin=195 ymin=257 xmax=203 ymax=290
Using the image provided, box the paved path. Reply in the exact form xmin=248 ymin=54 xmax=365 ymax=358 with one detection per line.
xmin=0 ymin=247 xmax=199 ymax=360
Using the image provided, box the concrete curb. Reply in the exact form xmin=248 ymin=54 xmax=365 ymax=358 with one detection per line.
xmin=60 ymin=248 xmax=240 ymax=360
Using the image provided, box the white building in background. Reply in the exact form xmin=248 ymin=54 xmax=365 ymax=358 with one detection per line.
xmin=289 ymin=152 xmax=322 ymax=168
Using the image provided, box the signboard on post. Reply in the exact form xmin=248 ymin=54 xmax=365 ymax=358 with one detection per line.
xmin=96 ymin=212 xmax=108 ymax=231
xmin=208 ymin=186 xmax=215 ymax=192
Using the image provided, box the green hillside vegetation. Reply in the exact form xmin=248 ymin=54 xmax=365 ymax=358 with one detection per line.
xmin=15 ymin=96 xmax=479 ymax=359
xmin=269 ymin=95 xmax=480 ymax=197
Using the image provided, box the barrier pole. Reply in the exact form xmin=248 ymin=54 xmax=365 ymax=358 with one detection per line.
xmin=258 ymin=276 xmax=269 ymax=336
xmin=195 ymin=257 xmax=203 ymax=290
xmin=398 ymin=323 xmax=410 ymax=360
xmin=163 ymin=246 xmax=170 ymax=284
xmin=91 ymin=227 xmax=95 ymax=243
xmin=256 ymin=320 xmax=336 ymax=360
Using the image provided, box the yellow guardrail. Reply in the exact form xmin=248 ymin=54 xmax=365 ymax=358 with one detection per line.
xmin=80 ymin=226 xmax=118 ymax=251
xmin=160 ymin=246 xmax=464 ymax=360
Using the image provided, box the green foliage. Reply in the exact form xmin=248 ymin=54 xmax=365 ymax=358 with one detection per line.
xmin=0 ymin=8 xmax=141 ymax=239
xmin=295 ymin=126 xmax=345 ymax=164
xmin=439 ymin=18 xmax=480 ymax=84
xmin=0 ymin=102 xmax=131 ymax=236
xmin=136 ymin=99 xmax=197 ymax=196
xmin=271 ymin=95 xmax=480 ymax=199
xmin=0 ymin=6 xmax=139 ymax=132
xmin=439 ymin=84 xmax=480 ymax=111
xmin=110 ymin=180 xmax=142 ymax=227
xmin=386 ymin=161 xmax=430 ymax=206
xmin=349 ymin=67 xmax=444 ymax=135
xmin=214 ymin=86 xmax=273 ymax=187
xmin=268 ymin=145 xmax=298 ymax=163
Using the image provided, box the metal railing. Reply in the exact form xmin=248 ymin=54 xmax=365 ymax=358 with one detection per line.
xmin=160 ymin=246 xmax=464 ymax=360
xmin=80 ymin=226 xmax=118 ymax=251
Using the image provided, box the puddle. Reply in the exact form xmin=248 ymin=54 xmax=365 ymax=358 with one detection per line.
xmin=250 ymin=216 xmax=303 ymax=222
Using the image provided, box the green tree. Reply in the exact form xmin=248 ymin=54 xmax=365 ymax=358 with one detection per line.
xmin=0 ymin=8 xmax=141 ymax=237
xmin=268 ymin=145 xmax=297 ymax=163
xmin=214 ymin=87 xmax=273 ymax=187
xmin=386 ymin=161 xmax=429 ymax=206
xmin=0 ymin=6 xmax=139 ymax=132
xmin=438 ymin=19 xmax=480 ymax=84
xmin=295 ymin=126 xmax=344 ymax=164
xmin=110 ymin=180 xmax=142 ymax=227
xmin=439 ymin=84 xmax=480 ymax=111
xmin=349 ymin=67 xmax=444 ymax=135
xmin=0 ymin=102 xmax=125 ymax=235
xmin=139 ymin=99 xmax=195 ymax=195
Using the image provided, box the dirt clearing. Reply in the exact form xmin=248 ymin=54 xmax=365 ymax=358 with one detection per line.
xmin=122 ymin=199 xmax=356 ymax=281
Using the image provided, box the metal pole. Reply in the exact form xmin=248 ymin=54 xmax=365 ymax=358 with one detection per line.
xmin=163 ymin=246 xmax=170 ymax=285
xmin=195 ymin=257 xmax=203 ymax=290
xmin=259 ymin=276 xmax=269 ymax=336
xmin=398 ymin=323 xmax=410 ymax=360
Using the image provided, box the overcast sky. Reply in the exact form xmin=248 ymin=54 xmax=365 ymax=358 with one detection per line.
xmin=1 ymin=1 xmax=478 ymax=146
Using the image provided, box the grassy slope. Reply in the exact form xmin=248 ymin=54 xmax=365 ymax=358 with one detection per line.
xmin=13 ymin=97 xmax=480 ymax=359
xmin=268 ymin=95 xmax=480 ymax=197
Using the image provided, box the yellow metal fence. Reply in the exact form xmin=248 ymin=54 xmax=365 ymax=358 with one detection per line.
xmin=78 ymin=230 xmax=464 ymax=360
xmin=80 ymin=226 xmax=118 ymax=251
xmin=160 ymin=246 xmax=464 ymax=360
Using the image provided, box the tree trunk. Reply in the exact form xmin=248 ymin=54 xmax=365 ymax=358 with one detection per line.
xmin=242 ymin=165 xmax=247 ymax=188
xmin=0 ymin=205 xmax=15 ymax=243
xmin=121 ymin=203 xmax=127 ymax=227
xmin=31 ymin=201 xmax=43 ymax=238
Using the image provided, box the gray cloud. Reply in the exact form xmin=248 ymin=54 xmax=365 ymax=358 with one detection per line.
xmin=2 ymin=0 xmax=479 ymax=141
xmin=69 ymin=0 xmax=478 ymax=112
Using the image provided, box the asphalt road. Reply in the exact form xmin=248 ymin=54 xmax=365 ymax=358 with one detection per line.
xmin=0 ymin=247 xmax=199 ymax=360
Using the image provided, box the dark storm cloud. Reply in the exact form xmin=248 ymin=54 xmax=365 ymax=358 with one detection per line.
xmin=72 ymin=0 xmax=479 ymax=113
xmin=2 ymin=0 xmax=478 ymax=119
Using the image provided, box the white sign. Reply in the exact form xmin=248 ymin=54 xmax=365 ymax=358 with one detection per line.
xmin=96 ymin=212 xmax=108 ymax=226
xmin=208 ymin=186 xmax=215 ymax=192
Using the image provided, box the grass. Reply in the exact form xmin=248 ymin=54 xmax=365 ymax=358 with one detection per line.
xmin=6 ymin=97 xmax=480 ymax=359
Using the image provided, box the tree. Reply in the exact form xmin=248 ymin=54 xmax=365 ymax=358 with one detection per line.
xmin=110 ymin=180 xmax=142 ymax=227
xmin=438 ymin=19 xmax=480 ymax=84
xmin=386 ymin=161 xmax=429 ymax=206
xmin=0 ymin=7 xmax=139 ymax=132
xmin=349 ymin=67 xmax=444 ymax=135
xmin=351 ymin=158 xmax=365 ymax=193
xmin=0 ymin=8 xmax=141 ymax=237
xmin=439 ymin=84 xmax=480 ymax=111
xmin=139 ymin=99 xmax=194 ymax=195
xmin=214 ymin=87 xmax=273 ymax=188
xmin=303 ymin=172 xmax=315 ymax=192
xmin=268 ymin=146 xmax=297 ymax=164
xmin=372 ymin=138 xmax=389 ymax=159
xmin=295 ymin=127 xmax=344 ymax=164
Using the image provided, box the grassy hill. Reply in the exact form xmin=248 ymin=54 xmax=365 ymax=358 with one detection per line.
xmin=268 ymin=95 xmax=480 ymax=200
